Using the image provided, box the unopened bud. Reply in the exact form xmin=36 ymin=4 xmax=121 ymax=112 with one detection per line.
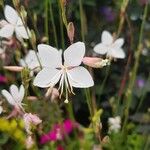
xmin=83 ymin=57 xmax=110 ymax=68
xmin=67 ymin=22 xmax=75 ymax=44
xmin=4 ymin=66 xmax=23 ymax=72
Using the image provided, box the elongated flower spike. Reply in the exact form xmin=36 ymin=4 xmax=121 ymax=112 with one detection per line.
xmin=33 ymin=42 xmax=94 ymax=102
xmin=0 ymin=5 xmax=30 ymax=40
xmin=94 ymin=30 xmax=125 ymax=59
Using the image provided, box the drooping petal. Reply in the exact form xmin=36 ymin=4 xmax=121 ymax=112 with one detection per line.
xmin=38 ymin=44 xmax=62 ymax=68
xmin=64 ymin=42 xmax=85 ymax=67
xmin=101 ymin=30 xmax=113 ymax=45
xmin=67 ymin=66 xmax=94 ymax=88
xmin=4 ymin=5 xmax=19 ymax=25
xmin=1 ymin=89 xmax=15 ymax=105
xmin=0 ymin=24 xmax=14 ymax=38
xmin=33 ymin=68 xmax=62 ymax=88
xmin=15 ymin=26 xmax=29 ymax=39
xmin=93 ymin=43 xmax=108 ymax=55
xmin=108 ymin=48 xmax=125 ymax=59
xmin=19 ymin=85 xmax=25 ymax=102
xmin=113 ymin=38 xmax=124 ymax=49
xmin=10 ymin=84 xmax=19 ymax=101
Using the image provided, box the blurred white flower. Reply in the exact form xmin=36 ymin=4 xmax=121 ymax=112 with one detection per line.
xmin=23 ymin=113 xmax=42 ymax=134
xmin=1 ymin=84 xmax=25 ymax=110
xmin=108 ymin=116 xmax=121 ymax=133
xmin=0 ymin=5 xmax=29 ymax=40
xmin=0 ymin=106 xmax=3 ymax=114
xmin=33 ymin=42 xmax=94 ymax=100
xmin=25 ymin=136 xmax=34 ymax=149
xmin=94 ymin=30 xmax=125 ymax=59
xmin=20 ymin=50 xmax=40 ymax=73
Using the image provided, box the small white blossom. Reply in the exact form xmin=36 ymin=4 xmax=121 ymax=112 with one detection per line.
xmin=108 ymin=116 xmax=121 ymax=133
xmin=1 ymin=84 xmax=25 ymax=109
xmin=94 ymin=30 xmax=125 ymax=59
xmin=0 ymin=5 xmax=29 ymax=40
xmin=33 ymin=42 xmax=94 ymax=100
xmin=20 ymin=50 xmax=40 ymax=73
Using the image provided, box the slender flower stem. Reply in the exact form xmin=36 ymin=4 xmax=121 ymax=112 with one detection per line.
xmin=59 ymin=0 xmax=68 ymax=29
xmin=122 ymin=3 xmax=148 ymax=132
xmin=49 ymin=0 xmax=58 ymax=48
xmin=117 ymin=0 xmax=129 ymax=37
xmin=45 ymin=0 xmax=49 ymax=44
xmin=79 ymin=0 xmax=85 ymax=42
xmin=58 ymin=0 xmax=65 ymax=49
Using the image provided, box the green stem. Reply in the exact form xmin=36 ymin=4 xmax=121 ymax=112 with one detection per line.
xmin=59 ymin=0 xmax=68 ymax=29
xmin=49 ymin=0 xmax=58 ymax=48
xmin=122 ymin=3 xmax=148 ymax=132
xmin=58 ymin=0 xmax=65 ymax=49
xmin=45 ymin=0 xmax=49 ymax=44
xmin=79 ymin=0 xmax=85 ymax=42
xmin=136 ymin=73 xmax=150 ymax=112
xmin=84 ymin=89 xmax=93 ymax=118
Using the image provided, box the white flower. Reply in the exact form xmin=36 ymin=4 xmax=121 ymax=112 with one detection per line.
xmin=0 ymin=5 xmax=29 ymax=40
xmin=20 ymin=50 xmax=40 ymax=71
xmin=108 ymin=116 xmax=121 ymax=133
xmin=1 ymin=84 xmax=25 ymax=109
xmin=33 ymin=42 xmax=94 ymax=100
xmin=94 ymin=30 xmax=125 ymax=59
xmin=0 ymin=106 xmax=3 ymax=114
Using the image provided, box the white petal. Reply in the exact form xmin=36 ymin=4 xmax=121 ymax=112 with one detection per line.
xmin=15 ymin=26 xmax=29 ymax=39
xmin=38 ymin=44 xmax=62 ymax=68
xmin=108 ymin=48 xmax=125 ymax=59
xmin=16 ymin=17 xmax=23 ymax=26
xmin=0 ymin=24 xmax=14 ymax=38
xmin=113 ymin=38 xmax=124 ymax=49
xmin=101 ymin=30 xmax=113 ymax=45
xmin=1 ymin=89 xmax=15 ymax=105
xmin=33 ymin=68 xmax=62 ymax=88
xmin=19 ymin=85 xmax=25 ymax=102
xmin=4 ymin=5 xmax=19 ymax=25
xmin=64 ymin=42 xmax=85 ymax=67
xmin=67 ymin=66 xmax=94 ymax=88
xmin=10 ymin=84 xmax=19 ymax=101
xmin=23 ymin=50 xmax=40 ymax=70
xmin=93 ymin=43 xmax=108 ymax=55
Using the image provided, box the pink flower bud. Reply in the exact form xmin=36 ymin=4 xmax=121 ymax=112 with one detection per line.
xmin=83 ymin=57 xmax=110 ymax=68
xmin=27 ymin=96 xmax=38 ymax=101
xmin=67 ymin=22 xmax=75 ymax=44
xmin=45 ymin=87 xmax=59 ymax=101
xmin=4 ymin=66 xmax=23 ymax=72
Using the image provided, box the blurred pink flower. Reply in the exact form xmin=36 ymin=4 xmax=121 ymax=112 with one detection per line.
xmin=23 ymin=113 xmax=42 ymax=134
xmin=40 ymin=119 xmax=77 ymax=144
xmin=0 ymin=75 xmax=7 ymax=83
xmin=57 ymin=145 xmax=64 ymax=150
